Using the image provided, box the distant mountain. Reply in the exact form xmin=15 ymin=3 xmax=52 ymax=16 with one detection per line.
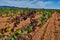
xmin=0 ymin=6 xmax=19 ymax=8
xmin=0 ymin=6 xmax=59 ymax=10
xmin=0 ymin=6 xmax=36 ymax=9
xmin=0 ymin=6 xmax=39 ymax=10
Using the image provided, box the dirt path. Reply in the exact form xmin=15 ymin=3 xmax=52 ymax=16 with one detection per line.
xmin=32 ymin=12 xmax=60 ymax=40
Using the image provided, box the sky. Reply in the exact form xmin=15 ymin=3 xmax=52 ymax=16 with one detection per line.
xmin=0 ymin=0 xmax=60 ymax=9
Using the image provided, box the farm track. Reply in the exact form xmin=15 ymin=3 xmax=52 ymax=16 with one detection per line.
xmin=32 ymin=12 xmax=60 ymax=40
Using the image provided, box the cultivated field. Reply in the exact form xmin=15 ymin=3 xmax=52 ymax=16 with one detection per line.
xmin=0 ymin=8 xmax=60 ymax=40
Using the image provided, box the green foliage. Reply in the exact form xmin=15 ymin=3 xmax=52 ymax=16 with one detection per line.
xmin=0 ymin=7 xmax=56 ymax=17
xmin=39 ymin=17 xmax=46 ymax=26
xmin=6 ymin=35 xmax=12 ymax=40
xmin=0 ymin=35 xmax=2 ymax=38
xmin=39 ymin=9 xmax=53 ymax=26
xmin=0 ymin=29 xmax=3 ymax=38
xmin=0 ymin=13 xmax=2 ymax=17
xmin=22 ymin=26 xmax=28 ymax=31
xmin=40 ymin=17 xmax=47 ymax=22
xmin=22 ymin=26 xmax=33 ymax=33
xmin=0 ymin=29 xmax=2 ymax=33
xmin=6 ymin=27 xmax=11 ymax=32
xmin=16 ymin=29 xmax=22 ymax=34
xmin=5 ymin=34 xmax=17 ymax=40
xmin=42 ymin=11 xmax=47 ymax=16
xmin=14 ymin=29 xmax=22 ymax=37
xmin=28 ymin=26 xmax=33 ymax=32
xmin=12 ymin=35 xmax=17 ymax=39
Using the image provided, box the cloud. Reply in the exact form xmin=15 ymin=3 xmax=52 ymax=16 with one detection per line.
xmin=0 ymin=0 xmax=52 ymax=8
xmin=11 ymin=0 xmax=39 ymax=1
xmin=34 ymin=1 xmax=52 ymax=7
xmin=9 ymin=0 xmax=34 ymax=1
xmin=10 ymin=0 xmax=30 ymax=1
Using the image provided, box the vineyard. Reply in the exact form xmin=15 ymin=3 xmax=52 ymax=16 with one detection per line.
xmin=0 ymin=7 xmax=60 ymax=40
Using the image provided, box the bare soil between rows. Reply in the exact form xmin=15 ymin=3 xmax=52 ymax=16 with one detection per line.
xmin=0 ymin=12 xmax=60 ymax=40
xmin=32 ymin=12 xmax=60 ymax=40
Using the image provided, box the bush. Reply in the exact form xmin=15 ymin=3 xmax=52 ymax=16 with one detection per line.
xmin=22 ymin=26 xmax=33 ymax=33
xmin=0 ymin=35 xmax=2 ymax=38
xmin=0 ymin=29 xmax=2 ymax=33
xmin=5 ymin=35 xmax=16 ymax=40
xmin=40 ymin=17 xmax=47 ymax=22
xmin=5 ymin=27 xmax=11 ymax=32
xmin=15 ymin=29 xmax=22 ymax=37
xmin=5 ymin=35 xmax=11 ymax=40
xmin=28 ymin=26 xmax=33 ymax=32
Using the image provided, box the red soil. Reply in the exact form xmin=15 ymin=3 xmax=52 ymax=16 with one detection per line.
xmin=0 ymin=14 xmax=42 ymax=36
xmin=32 ymin=12 xmax=60 ymax=40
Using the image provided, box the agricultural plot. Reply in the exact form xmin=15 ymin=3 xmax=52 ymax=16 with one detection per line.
xmin=32 ymin=12 xmax=60 ymax=40
xmin=0 ymin=8 xmax=60 ymax=40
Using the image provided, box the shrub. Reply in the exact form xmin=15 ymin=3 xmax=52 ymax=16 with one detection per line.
xmin=22 ymin=26 xmax=33 ymax=33
xmin=40 ymin=17 xmax=47 ymax=22
xmin=0 ymin=29 xmax=2 ymax=33
xmin=15 ymin=29 xmax=22 ymax=36
xmin=0 ymin=35 xmax=2 ymax=38
xmin=28 ymin=26 xmax=33 ymax=32
xmin=5 ymin=27 xmax=11 ymax=32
